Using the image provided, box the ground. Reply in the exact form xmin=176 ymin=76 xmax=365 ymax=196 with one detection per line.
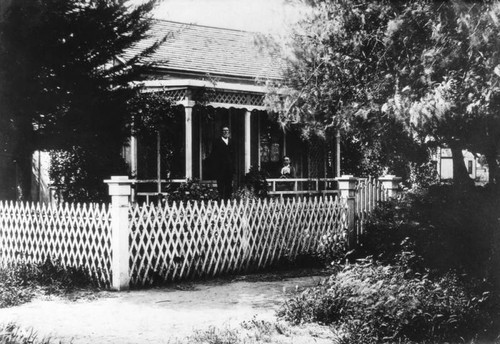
xmin=0 ymin=269 xmax=336 ymax=344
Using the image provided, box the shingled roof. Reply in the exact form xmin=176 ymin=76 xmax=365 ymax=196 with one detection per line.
xmin=123 ymin=20 xmax=284 ymax=81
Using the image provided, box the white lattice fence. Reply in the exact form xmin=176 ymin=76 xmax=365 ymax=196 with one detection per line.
xmin=129 ymin=196 xmax=347 ymax=286
xmin=0 ymin=201 xmax=112 ymax=286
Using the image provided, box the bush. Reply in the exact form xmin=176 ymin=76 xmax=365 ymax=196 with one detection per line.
xmin=0 ymin=258 xmax=97 ymax=308
xmin=0 ymin=323 xmax=53 ymax=344
xmin=240 ymin=166 xmax=268 ymax=199
xmin=278 ymin=258 xmax=498 ymax=344
xmin=358 ymin=185 xmax=500 ymax=284
xmin=168 ymin=179 xmax=219 ymax=203
xmin=407 ymin=161 xmax=439 ymax=189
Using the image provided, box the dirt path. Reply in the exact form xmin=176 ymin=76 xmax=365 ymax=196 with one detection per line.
xmin=0 ymin=270 xmax=334 ymax=344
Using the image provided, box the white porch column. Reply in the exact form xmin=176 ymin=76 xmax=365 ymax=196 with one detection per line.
xmin=244 ymin=110 xmax=251 ymax=173
xmin=185 ymin=106 xmax=193 ymax=179
xmin=336 ymin=130 xmax=341 ymax=177
xmin=130 ymin=135 xmax=137 ymax=178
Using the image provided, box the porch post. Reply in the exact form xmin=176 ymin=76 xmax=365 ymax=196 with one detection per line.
xmin=185 ymin=106 xmax=193 ymax=180
xmin=336 ymin=130 xmax=341 ymax=177
xmin=130 ymin=135 xmax=137 ymax=178
xmin=244 ymin=110 xmax=251 ymax=173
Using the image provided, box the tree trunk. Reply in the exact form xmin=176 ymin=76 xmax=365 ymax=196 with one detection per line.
xmin=450 ymin=146 xmax=474 ymax=188
xmin=14 ymin=150 xmax=32 ymax=201
xmin=485 ymin=151 xmax=499 ymax=185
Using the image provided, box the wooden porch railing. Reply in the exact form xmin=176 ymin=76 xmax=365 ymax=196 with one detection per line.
xmin=266 ymin=178 xmax=338 ymax=197
xmin=130 ymin=178 xmax=338 ymax=203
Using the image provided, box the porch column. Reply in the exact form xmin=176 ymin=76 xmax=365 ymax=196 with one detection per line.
xmin=336 ymin=130 xmax=341 ymax=177
xmin=244 ymin=110 xmax=251 ymax=173
xmin=130 ymin=135 xmax=137 ymax=178
xmin=185 ymin=106 xmax=193 ymax=179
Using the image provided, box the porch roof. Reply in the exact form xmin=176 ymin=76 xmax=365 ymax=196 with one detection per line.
xmin=134 ymin=79 xmax=270 ymax=111
xmin=122 ymin=20 xmax=284 ymax=81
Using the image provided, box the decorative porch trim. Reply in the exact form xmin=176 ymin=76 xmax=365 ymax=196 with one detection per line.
xmin=133 ymin=79 xmax=273 ymax=110
xmin=136 ymin=79 xmax=269 ymax=94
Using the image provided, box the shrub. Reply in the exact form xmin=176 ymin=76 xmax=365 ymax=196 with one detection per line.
xmin=407 ymin=161 xmax=439 ymax=189
xmin=278 ymin=258 xmax=498 ymax=344
xmin=0 ymin=266 xmax=33 ymax=308
xmin=0 ymin=323 xmax=52 ymax=344
xmin=0 ymin=258 xmax=97 ymax=308
xmin=168 ymin=179 xmax=219 ymax=203
xmin=240 ymin=166 xmax=268 ymax=199
xmin=358 ymin=185 xmax=500 ymax=283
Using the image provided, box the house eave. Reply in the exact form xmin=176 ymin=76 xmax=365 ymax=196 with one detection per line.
xmin=133 ymin=79 xmax=270 ymax=94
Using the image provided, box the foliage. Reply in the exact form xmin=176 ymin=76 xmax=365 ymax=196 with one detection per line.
xmin=239 ymin=166 xmax=269 ymax=199
xmin=267 ymin=0 xmax=500 ymax=185
xmin=0 ymin=323 xmax=52 ymax=344
xmin=127 ymin=92 xmax=184 ymax=180
xmin=0 ymin=0 xmax=162 ymax=198
xmin=278 ymin=258 xmax=498 ymax=344
xmin=50 ymin=147 xmax=128 ymax=202
xmin=127 ymin=91 xmax=179 ymax=137
xmin=168 ymin=179 xmax=219 ymax=203
xmin=188 ymin=326 xmax=241 ymax=344
xmin=407 ymin=160 xmax=440 ymax=190
xmin=233 ymin=187 xmax=259 ymax=203
xmin=358 ymin=185 xmax=500 ymax=284
xmin=340 ymin=113 xmax=429 ymax=181
xmin=49 ymin=90 xmax=181 ymax=203
xmin=0 ymin=267 xmax=33 ymax=309
xmin=0 ymin=258 xmax=97 ymax=308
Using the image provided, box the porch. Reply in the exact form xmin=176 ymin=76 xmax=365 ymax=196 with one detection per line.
xmin=125 ymin=79 xmax=341 ymax=202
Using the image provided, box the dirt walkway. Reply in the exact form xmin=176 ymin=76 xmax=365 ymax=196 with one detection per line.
xmin=0 ymin=270 xmax=334 ymax=344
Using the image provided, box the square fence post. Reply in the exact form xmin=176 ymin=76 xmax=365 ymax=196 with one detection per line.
xmin=336 ymin=175 xmax=358 ymax=248
xmin=379 ymin=175 xmax=402 ymax=198
xmin=104 ymin=176 xmax=132 ymax=291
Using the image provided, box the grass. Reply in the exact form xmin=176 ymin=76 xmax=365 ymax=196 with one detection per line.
xmin=180 ymin=318 xmax=335 ymax=344
xmin=0 ymin=258 xmax=98 ymax=309
xmin=0 ymin=323 xmax=52 ymax=344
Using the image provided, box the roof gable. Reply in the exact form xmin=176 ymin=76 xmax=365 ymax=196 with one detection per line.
xmin=123 ymin=20 xmax=284 ymax=81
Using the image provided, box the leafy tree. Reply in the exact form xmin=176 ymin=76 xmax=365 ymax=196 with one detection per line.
xmin=268 ymin=0 xmax=500 ymax=186
xmin=266 ymin=0 xmax=426 ymax=180
xmin=0 ymin=0 xmax=163 ymax=200
xmin=382 ymin=0 xmax=500 ymax=186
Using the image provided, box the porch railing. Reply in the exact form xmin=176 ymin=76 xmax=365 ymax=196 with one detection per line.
xmin=267 ymin=178 xmax=338 ymax=197
xmin=131 ymin=178 xmax=338 ymax=203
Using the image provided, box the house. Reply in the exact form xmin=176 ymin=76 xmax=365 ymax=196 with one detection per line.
xmin=118 ymin=20 xmax=339 ymax=200
xmin=31 ymin=20 xmax=340 ymax=203
xmin=433 ymin=148 xmax=489 ymax=184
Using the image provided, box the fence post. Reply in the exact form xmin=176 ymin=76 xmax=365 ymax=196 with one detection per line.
xmin=104 ymin=176 xmax=132 ymax=291
xmin=379 ymin=175 xmax=402 ymax=198
xmin=336 ymin=175 xmax=358 ymax=248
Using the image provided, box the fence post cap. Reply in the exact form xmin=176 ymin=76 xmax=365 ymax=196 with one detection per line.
xmin=104 ymin=175 xmax=131 ymax=183
xmin=336 ymin=175 xmax=357 ymax=181
xmin=104 ymin=176 xmax=132 ymax=196
xmin=379 ymin=175 xmax=402 ymax=182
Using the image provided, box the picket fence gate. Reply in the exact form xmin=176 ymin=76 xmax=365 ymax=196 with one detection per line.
xmin=0 ymin=175 xmax=400 ymax=290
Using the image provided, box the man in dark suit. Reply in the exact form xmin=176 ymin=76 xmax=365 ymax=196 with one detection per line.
xmin=210 ymin=126 xmax=234 ymax=200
